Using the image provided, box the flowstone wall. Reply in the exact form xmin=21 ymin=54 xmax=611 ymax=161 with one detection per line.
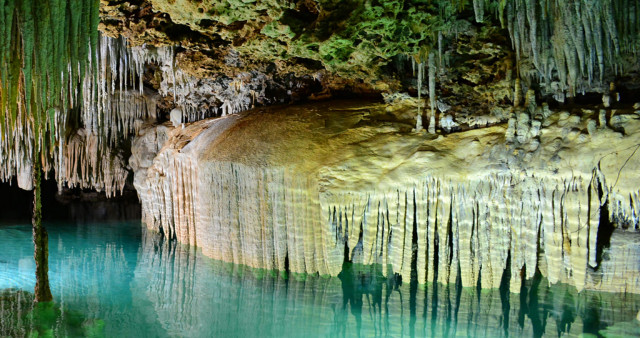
xmin=132 ymin=100 xmax=640 ymax=293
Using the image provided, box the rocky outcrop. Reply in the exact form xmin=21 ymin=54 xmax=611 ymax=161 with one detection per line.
xmin=133 ymin=100 xmax=640 ymax=293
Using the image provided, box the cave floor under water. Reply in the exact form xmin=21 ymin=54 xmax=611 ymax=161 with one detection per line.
xmin=1 ymin=221 xmax=640 ymax=337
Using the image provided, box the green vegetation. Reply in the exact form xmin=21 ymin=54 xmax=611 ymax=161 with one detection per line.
xmin=0 ymin=0 xmax=99 ymax=175
xmin=242 ymin=0 xmax=474 ymax=78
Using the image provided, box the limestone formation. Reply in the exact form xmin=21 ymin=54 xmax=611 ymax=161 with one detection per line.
xmin=133 ymin=100 xmax=640 ymax=293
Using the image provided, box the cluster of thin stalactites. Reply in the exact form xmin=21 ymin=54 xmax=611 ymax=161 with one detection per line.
xmin=1 ymin=0 xmax=639 ymax=195
xmin=0 ymin=17 xmax=259 ymax=195
xmin=409 ymin=0 xmax=638 ymax=129
xmin=0 ymin=33 xmax=159 ymax=195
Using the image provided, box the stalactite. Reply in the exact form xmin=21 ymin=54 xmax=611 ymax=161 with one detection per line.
xmin=129 ymin=44 xmax=262 ymax=123
xmin=503 ymin=0 xmax=640 ymax=98
xmin=0 ymin=0 xmax=97 ymax=186
xmin=45 ymin=34 xmax=158 ymax=196
xmin=415 ymin=59 xmax=424 ymax=132
xmin=140 ymin=147 xmax=640 ymax=293
xmin=473 ymin=0 xmax=485 ymax=23
xmin=428 ymin=52 xmax=436 ymax=134
xmin=0 ymin=0 xmax=158 ymax=195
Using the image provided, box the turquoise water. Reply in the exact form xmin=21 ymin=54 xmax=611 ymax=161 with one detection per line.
xmin=1 ymin=221 xmax=640 ymax=337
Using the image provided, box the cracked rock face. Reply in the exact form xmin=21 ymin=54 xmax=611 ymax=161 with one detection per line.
xmin=132 ymin=100 xmax=640 ymax=293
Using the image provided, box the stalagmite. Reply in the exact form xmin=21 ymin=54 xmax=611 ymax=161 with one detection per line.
xmin=32 ymin=162 xmax=52 ymax=302
xmin=133 ymin=101 xmax=640 ymax=293
xmin=170 ymin=108 xmax=183 ymax=128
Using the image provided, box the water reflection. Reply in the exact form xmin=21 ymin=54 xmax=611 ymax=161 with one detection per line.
xmin=0 ymin=222 xmax=166 ymax=337
xmin=1 ymin=222 xmax=640 ymax=337
xmin=134 ymin=228 xmax=640 ymax=337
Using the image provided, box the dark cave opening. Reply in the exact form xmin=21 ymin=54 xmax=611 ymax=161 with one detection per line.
xmin=0 ymin=177 xmax=141 ymax=225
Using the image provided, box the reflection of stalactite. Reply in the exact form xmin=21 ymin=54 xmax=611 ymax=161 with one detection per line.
xmin=0 ymin=221 xmax=146 ymax=336
xmin=135 ymin=227 xmax=199 ymax=335
xmin=2 ymin=224 xmax=639 ymax=336
xmin=41 ymin=222 xmax=143 ymax=337
xmin=135 ymin=227 xmax=343 ymax=336
xmin=52 ymin=241 xmax=129 ymax=317
xmin=134 ymin=223 xmax=640 ymax=337
xmin=0 ymin=290 xmax=35 ymax=336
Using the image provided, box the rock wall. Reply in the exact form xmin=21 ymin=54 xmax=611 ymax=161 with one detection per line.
xmin=132 ymin=100 xmax=640 ymax=293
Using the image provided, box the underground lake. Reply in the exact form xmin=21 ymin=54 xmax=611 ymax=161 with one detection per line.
xmin=2 ymin=219 xmax=639 ymax=337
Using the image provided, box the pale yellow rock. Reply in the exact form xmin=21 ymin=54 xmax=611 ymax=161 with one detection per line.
xmin=133 ymin=100 xmax=640 ymax=293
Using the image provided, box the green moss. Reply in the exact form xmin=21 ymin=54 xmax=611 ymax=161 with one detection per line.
xmin=318 ymin=37 xmax=355 ymax=67
xmin=249 ymin=1 xmax=473 ymax=79
xmin=261 ymin=21 xmax=295 ymax=39
xmin=197 ymin=0 xmax=289 ymax=25
xmin=228 ymin=0 xmax=640 ymax=89
xmin=291 ymin=272 xmax=308 ymax=281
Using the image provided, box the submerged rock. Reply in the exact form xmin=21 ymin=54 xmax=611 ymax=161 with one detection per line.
xmin=133 ymin=100 xmax=640 ymax=293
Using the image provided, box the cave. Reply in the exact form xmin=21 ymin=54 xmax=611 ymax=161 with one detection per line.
xmin=1 ymin=0 xmax=640 ymax=336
